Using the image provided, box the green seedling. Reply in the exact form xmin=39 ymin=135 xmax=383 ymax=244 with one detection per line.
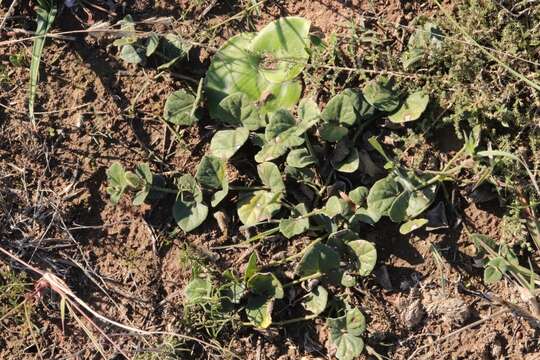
xmin=29 ymin=0 xmax=57 ymax=123
xmin=114 ymin=15 xmax=190 ymax=68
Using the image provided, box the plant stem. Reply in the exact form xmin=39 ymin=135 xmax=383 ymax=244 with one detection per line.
xmin=150 ymin=185 xmax=179 ymax=194
xmin=271 ymin=313 xmax=318 ymax=326
xmin=229 ymin=185 xmax=269 ymax=191
xmin=283 ymin=272 xmax=323 ymax=288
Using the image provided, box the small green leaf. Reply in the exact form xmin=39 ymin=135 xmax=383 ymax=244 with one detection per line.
xmin=388 ymin=91 xmax=429 ymax=123
xmin=255 ymin=110 xmax=304 ymax=162
xmin=120 ymin=44 xmax=144 ymax=64
xmin=349 ymin=186 xmax=369 ymax=206
xmin=246 ymin=296 xmax=273 ymax=328
xmin=106 ymin=162 xmax=129 ymax=204
xmin=218 ymin=93 xmax=264 ymax=129
xmin=185 ymin=277 xmax=212 ymax=303
xmin=484 ymin=257 xmax=507 ymax=284
xmin=176 ymin=174 xmax=203 ymax=203
xmin=163 ymin=90 xmax=197 ymax=125
xmin=303 ymin=286 xmax=328 ymax=315
xmin=399 ymin=218 xmax=428 ymax=234
xmin=210 ymin=181 xmax=229 ymax=207
xmin=324 ymin=196 xmax=345 ymax=218
xmin=363 ymin=80 xmax=400 ymax=112
xmin=237 ymin=190 xmax=282 ymax=226
xmin=334 ymin=148 xmax=359 ymax=173
xmin=286 ymin=148 xmax=316 ymax=168
xmin=247 ymin=272 xmax=284 ymax=299
xmin=347 ymin=240 xmax=377 ymax=276
xmin=173 ymin=200 xmax=208 ymax=232
xmin=280 ymin=216 xmax=310 ymax=239
xmin=146 ymin=33 xmax=160 ymax=56
xmin=295 ymin=241 xmax=341 ymax=277
xmin=349 ymin=207 xmax=381 ymax=226
xmin=298 ymin=97 xmax=320 ymax=123
xmin=195 ymin=155 xmax=226 ymax=190
xmin=209 ymin=127 xmax=250 ymax=160
xmin=366 ymin=176 xmax=401 ymax=216
xmin=245 ymin=252 xmax=259 ymax=282
xmin=321 ymin=89 xmax=373 ymax=126
xmin=158 ymin=34 xmax=190 ymax=68
xmin=319 ymin=123 xmax=348 ymax=142
xmin=327 ymin=308 xmax=366 ymax=360
xmin=257 ymin=162 xmax=285 ymax=193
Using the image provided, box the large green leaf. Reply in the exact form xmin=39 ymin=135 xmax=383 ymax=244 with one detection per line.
xmin=163 ymin=90 xmax=197 ymax=125
xmin=173 ymin=200 xmax=208 ymax=232
xmin=250 ymin=16 xmax=311 ymax=83
xmin=209 ymin=127 xmax=250 ymax=160
xmin=205 ymin=17 xmax=311 ymax=120
xmin=327 ymin=308 xmax=366 ymax=360
xmin=237 ymin=190 xmax=282 ymax=225
xmin=388 ymin=91 xmax=429 ymax=123
xmin=195 ymin=155 xmax=226 ymax=190
xmin=257 ymin=162 xmax=285 ymax=193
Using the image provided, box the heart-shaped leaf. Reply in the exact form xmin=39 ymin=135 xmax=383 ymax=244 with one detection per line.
xmin=349 ymin=186 xmax=369 ymax=206
xmin=347 ymin=240 xmax=377 ymax=276
xmin=237 ymin=190 xmax=282 ymax=226
xmin=388 ymin=91 xmax=429 ymax=123
xmin=303 ymin=285 xmax=328 ymax=315
xmin=163 ymin=90 xmax=197 ymax=125
xmin=363 ymin=80 xmax=400 ymax=113
xmin=120 ymin=44 xmax=144 ymax=64
xmin=322 ymin=89 xmax=374 ymax=126
xmin=218 ymin=93 xmax=265 ymax=130
xmin=334 ymin=148 xmax=359 ymax=173
xmin=185 ymin=277 xmax=212 ymax=304
xmin=286 ymin=148 xmax=316 ymax=168
xmin=319 ymin=123 xmax=349 ymax=142
xmin=295 ymin=241 xmax=341 ymax=277
xmin=247 ymin=272 xmax=284 ymax=299
xmin=173 ymin=200 xmax=208 ymax=232
xmin=298 ymin=97 xmax=321 ymax=123
xmin=195 ymin=155 xmax=226 ymax=190
xmin=257 ymin=162 xmax=285 ymax=193
xmin=366 ymin=176 xmax=401 ymax=216
xmin=209 ymin=127 xmax=250 ymax=160
xmin=210 ymin=181 xmax=229 ymax=207
xmin=146 ymin=33 xmax=160 ymax=56
xmin=250 ymin=16 xmax=311 ymax=83
xmin=176 ymin=174 xmax=203 ymax=203
xmin=327 ymin=308 xmax=366 ymax=360
xmin=205 ymin=17 xmax=311 ymax=120
xmin=255 ymin=110 xmax=305 ymax=162
xmin=246 ymin=296 xmax=273 ymax=328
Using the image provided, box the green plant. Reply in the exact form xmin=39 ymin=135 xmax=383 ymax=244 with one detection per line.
xmin=29 ymin=0 xmax=57 ymax=122
xmin=104 ymin=17 xmax=481 ymax=359
xmin=114 ymin=15 xmax=190 ymax=69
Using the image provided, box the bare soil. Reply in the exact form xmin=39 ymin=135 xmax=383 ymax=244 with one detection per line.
xmin=1 ymin=1 xmax=539 ymax=359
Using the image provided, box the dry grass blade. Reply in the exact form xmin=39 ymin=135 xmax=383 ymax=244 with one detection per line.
xmin=28 ymin=0 xmax=57 ymax=123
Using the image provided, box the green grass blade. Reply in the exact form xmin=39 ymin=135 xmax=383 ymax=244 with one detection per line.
xmin=29 ymin=1 xmax=57 ymax=122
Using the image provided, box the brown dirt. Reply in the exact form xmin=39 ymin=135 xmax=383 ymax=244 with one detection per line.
xmin=1 ymin=1 xmax=539 ymax=359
